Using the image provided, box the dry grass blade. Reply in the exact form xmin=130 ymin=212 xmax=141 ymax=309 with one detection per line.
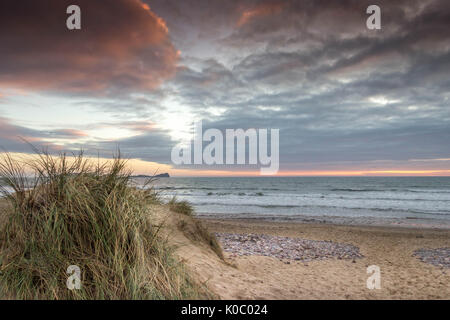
xmin=0 ymin=148 xmax=211 ymax=300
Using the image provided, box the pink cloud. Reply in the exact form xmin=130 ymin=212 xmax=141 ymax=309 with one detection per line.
xmin=0 ymin=0 xmax=179 ymax=94
xmin=237 ymin=2 xmax=285 ymax=27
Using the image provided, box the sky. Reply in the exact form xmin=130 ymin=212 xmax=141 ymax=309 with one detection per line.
xmin=0 ymin=0 xmax=449 ymax=176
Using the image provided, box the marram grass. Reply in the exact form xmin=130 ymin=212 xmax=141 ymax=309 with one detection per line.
xmin=0 ymin=150 xmax=212 ymax=300
xmin=169 ymin=196 xmax=194 ymax=216
xmin=169 ymin=197 xmax=224 ymax=260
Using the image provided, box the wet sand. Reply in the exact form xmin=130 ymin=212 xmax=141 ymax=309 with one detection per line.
xmin=199 ymin=218 xmax=450 ymax=299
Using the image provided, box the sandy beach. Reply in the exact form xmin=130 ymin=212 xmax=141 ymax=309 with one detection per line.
xmin=178 ymin=218 xmax=450 ymax=300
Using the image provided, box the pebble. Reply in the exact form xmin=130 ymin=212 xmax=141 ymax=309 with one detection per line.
xmin=413 ymin=248 xmax=450 ymax=269
xmin=215 ymin=232 xmax=364 ymax=262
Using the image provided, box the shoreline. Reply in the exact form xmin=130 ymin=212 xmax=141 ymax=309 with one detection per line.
xmin=199 ymin=217 xmax=450 ymax=299
xmin=199 ymin=216 xmax=450 ymax=232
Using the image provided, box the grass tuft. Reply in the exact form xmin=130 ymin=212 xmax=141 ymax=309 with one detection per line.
xmin=0 ymin=149 xmax=211 ymax=300
xmin=168 ymin=197 xmax=194 ymax=216
xmin=169 ymin=198 xmax=224 ymax=260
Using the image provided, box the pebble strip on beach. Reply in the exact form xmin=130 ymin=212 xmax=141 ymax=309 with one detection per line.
xmin=413 ymin=248 xmax=450 ymax=269
xmin=215 ymin=232 xmax=364 ymax=263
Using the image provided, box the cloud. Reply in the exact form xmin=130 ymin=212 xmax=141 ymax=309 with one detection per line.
xmin=0 ymin=117 xmax=60 ymax=152
xmin=0 ymin=0 xmax=179 ymax=94
xmin=64 ymin=121 xmax=176 ymax=163
xmin=1 ymin=0 xmax=450 ymax=174
xmin=48 ymin=129 xmax=88 ymax=138
xmin=237 ymin=2 xmax=285 ymax=27
xmin=0 ymin=116 xmax=176 ymax=164
xmin=141 ymin=0 xmax=450 ymax=172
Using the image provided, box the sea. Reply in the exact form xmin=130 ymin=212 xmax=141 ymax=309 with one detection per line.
xmin=147 ymin=177 xmax=450 ymax=229
xmin=2 ymin=176 xmax=450 ymax=229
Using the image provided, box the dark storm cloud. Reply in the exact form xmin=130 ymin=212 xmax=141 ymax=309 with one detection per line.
xmin=0 ymin=0 xmax=179 ymax=94
xmin=141 ymin=0 xmax=450 ymax=170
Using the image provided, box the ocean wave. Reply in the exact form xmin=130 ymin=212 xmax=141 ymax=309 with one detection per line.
xmin=330 ymin=188 xmax=382 ymax=192
xmin=404 ymin=189 xmax=450 ymax=194
xmin=204 ymin=192 xmax=265 ymax=196
xmin=196 ymin=191 xmax=450 ymax=202
xmin=156 ymin=186 xmax=216 ymax=191
xmin=329 ymin=187 xmax=450 ymax=194
xmin=191 ymin=202 xmax=450 ymax=216
xmin=154 ymin=186 xmax=286 ymax=192
xmin=306 ymin=194 xmax=450 ymax=202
